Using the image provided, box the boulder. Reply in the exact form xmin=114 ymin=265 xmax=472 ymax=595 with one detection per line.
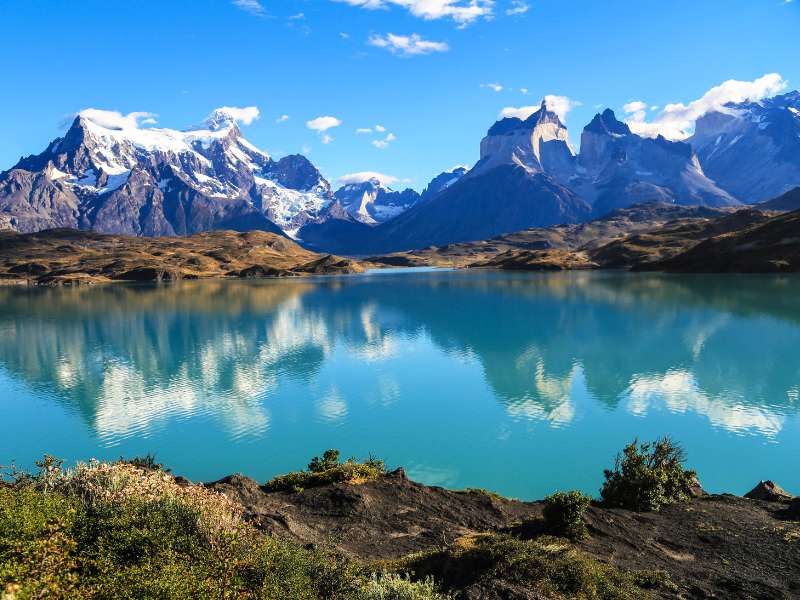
xmin=688 ymin=475 xmax=705 ymax=498
xmin=744 ymin=480 xmax=793 ymax=502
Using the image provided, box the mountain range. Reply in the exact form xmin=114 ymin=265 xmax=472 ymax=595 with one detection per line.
xmin=1 ymin=92 xmax=799 ymax=254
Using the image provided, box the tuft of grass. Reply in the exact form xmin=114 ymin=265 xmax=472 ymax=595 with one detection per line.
xmin=458 ymin=488 xmax=507 ymax=502
xmin=543 ymin=491 xmax=592 ymax=540
xmin=397 ymin=533 xmax=674 ymax=599
xmin=265 ymin=449 xmax=386 ymax=493
xmin=601 ymin=437 xmax=697 ymax=512
xmin=353 ymin=573 xmax=449 ymax=600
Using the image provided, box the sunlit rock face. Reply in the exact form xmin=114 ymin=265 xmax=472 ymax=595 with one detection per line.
xmin=474 ymin=101 xmax=577 ymax=181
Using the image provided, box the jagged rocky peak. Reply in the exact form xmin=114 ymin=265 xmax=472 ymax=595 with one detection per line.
xmin=475 ymin=99 xmax=576 ymax=179
xmin=422 ymin=166 xmax=468 ymax=200
xmin=584 ymin=109 xmax=632 ymax=136
xmin=203 ymin=108 xmax=246 ymax=131
xmin=333 ymin=177 xmax=421 ymax=225
xmin=576 ymin=107 xmax=736 ymax=215
xmin=263 ymin=154 xmax=331 ymax=197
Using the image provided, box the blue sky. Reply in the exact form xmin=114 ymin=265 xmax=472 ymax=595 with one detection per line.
xmin=1 ymin=0 xmax=798 ymax=190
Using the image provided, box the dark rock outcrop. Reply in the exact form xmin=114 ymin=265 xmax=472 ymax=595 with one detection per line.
xmin=745 ymin=480 xmax=794 ymax=502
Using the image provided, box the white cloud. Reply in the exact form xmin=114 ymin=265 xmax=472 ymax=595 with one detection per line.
xmin=232 ymin=0 xmax=266 ymax=16
xmin=306 ymin=115 xmax=342 ymax=131
xmin=140 ymin=117 xmax=158 ymax=125
xmin=623 ymin=100 xmax=647 ymax=114
xmin=622 ymin=100 xmax=648 ymax=123
xmin=519 ymin=87 xmax=529 ymax=95
xmin=625 ymin=73 xmax=788 ymax=140
xmin=500 ymin=105 xmax=537 ymax=119
xmin=206 ymin=106 xmax=260 ymax=126
xmin=356 ymin=127 xmax=373 ymax=134
xmin=340 ymin=32 xmax=351 ymax=38
xmin=78 ymin=109 xmax=157 ymax=130
xmin=375 ymin=124 xmax=387 ymax=132
xmin=338 ymin=171 xmax=398 ymax=186
xmin=499 ymin=95 xmax=580 ymax=122
xmin=333 ymin=0 xmax=493 ymax=25
xmin=372 ymin=132 xmax=396 ymax=149
xmin=481 ymin=82 xmax=504 ymax=92
xmin=368 ymin=33 xmax=449 ymax=56
xmin=288 ymin=12 xmax=305 ymax=19
xmin=505 ymin=0 xmax=528 ymax=15
xmin=321 ymin=134 xmax=334 ymax=144
xmin=301 ymin=144 xmax=312 ymax=155
xmin=276 ymin=114 xmax=290 ymax=123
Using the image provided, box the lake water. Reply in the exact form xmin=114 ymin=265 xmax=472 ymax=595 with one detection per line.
xmin=2 ymin=269 xmax=799 ymax=500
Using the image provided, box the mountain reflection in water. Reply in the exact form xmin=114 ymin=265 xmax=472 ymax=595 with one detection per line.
xmin=2 ymin=271 xmax=799 ymax=499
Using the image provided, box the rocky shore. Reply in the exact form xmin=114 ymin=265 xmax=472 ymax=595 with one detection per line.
xmin=3 ymin=448 xmax=800 ymax=599
xmin=208 ymin=469 xmax=800 ymax=599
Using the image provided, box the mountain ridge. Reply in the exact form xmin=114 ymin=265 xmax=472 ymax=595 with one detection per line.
xmin=2 ymin=91 xmax=799 ymax=254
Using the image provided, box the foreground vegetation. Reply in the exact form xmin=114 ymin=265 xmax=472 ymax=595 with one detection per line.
xmin=0 ymin=457 xmax=442 ymax=599
xmin=396 ymin=534 xmax=674 ymax=599
xmin=0 ymin=439 xmax=701 ymax=598
xmin=265 ymin=450 xmax=386 ymax=493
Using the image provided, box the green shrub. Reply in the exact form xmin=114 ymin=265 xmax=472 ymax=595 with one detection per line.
xmin=266 ymin=450 xmax=386 ymax=493
xmin=354 ymin=573 xmax=449 ymax=599
xmin=401 ymin=533 xmax=671 ymax=599
xmin=600 ymin=437 xmax=697 ymax=512
xmin=0 ymin=486 xmax=81 ymax=598
xmin=117 ymin=453 xmax=168 ymax=472
xmin=543 ymin=491 xmax=592 ymax=540
xmin=308 ymin=449 xmax=341 ymax=473
xmin=0 ymin=459 xmax=370 ymax=599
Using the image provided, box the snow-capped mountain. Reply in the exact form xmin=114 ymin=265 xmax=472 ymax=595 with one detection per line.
xmin=577 ymin=109 xmax=736 ymax=215
xmin=0 ymin=109 xmax=333 ymax=237
xmin=332 ymin=178 xmax=421 ymax=224
xmin=689 ymin=91 xmax=800 ymax=202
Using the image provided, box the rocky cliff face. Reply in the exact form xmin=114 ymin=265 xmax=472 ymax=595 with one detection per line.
xmin=472 ymin=100 xmax=576 ymax=182
xmin=577 ymin=109 xmax=737 ymax=215
xmin=689 ymin=91 xmax=800 ymax=203
xmin=0 ymin=110 xmax=334 ymax=237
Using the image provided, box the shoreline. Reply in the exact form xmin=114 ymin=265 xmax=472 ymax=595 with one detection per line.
xmin=4 ymin=450 xmax=799 ymax=598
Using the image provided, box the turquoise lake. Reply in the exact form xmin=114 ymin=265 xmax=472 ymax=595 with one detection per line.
xmin=2 ymin=269 xmax=799 ymax=500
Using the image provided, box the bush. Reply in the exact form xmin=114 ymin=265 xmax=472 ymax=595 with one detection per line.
xmin=0 ymin=457 xmax=369 ymax=599
xmin=308 ymin=449 xmax=342 ymax=473
xmin=266 ymin=450 xmax=386 ymax=493
xmin=0 ymin=486 xmax=81 ymax=598
xmin=354 ymin=573 xmax=448 ymax=599
xmin=543 ymin=491 xmax=592 ymax=540
xmin=600 ymin=437 xmax=697 ymax=512
xmin=401 ymin=533 xmax=671 ymax=599
xmin=117 ymin=453 xmax=168 ymax=472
